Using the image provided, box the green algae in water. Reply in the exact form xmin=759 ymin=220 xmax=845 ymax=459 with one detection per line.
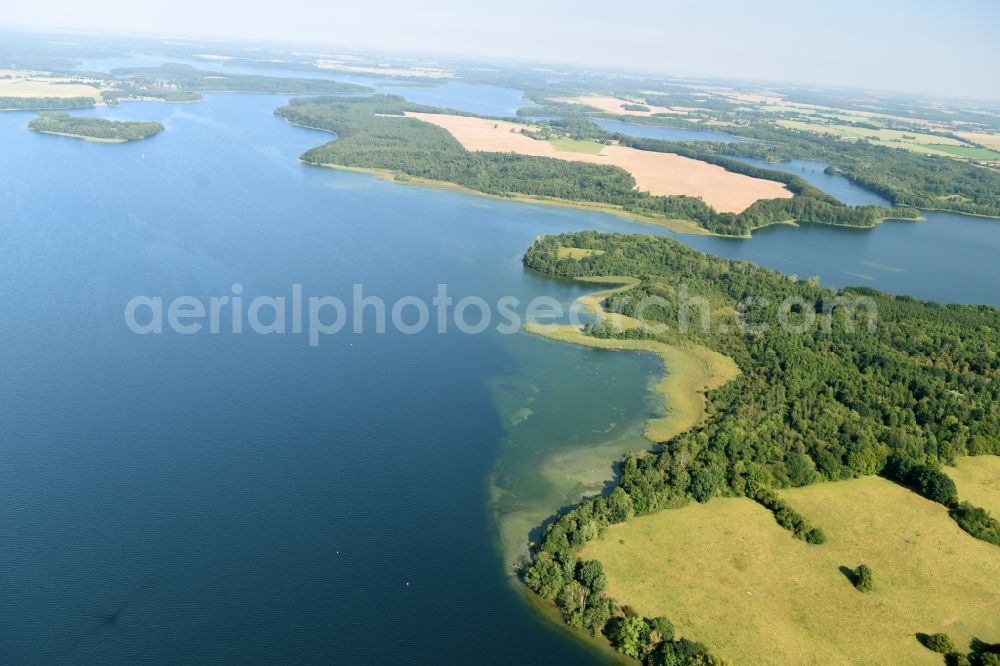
xmin=488 ymin=331 xmax=664 ymax=568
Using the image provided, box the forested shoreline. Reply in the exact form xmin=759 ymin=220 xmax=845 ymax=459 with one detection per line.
xmin=702 ymin=126 xmax=1000 ymax=219
xmin=521 ymin=232 xmax=1000 ymax=665
xmin=275 ymin=95 xmax=922 ymax=236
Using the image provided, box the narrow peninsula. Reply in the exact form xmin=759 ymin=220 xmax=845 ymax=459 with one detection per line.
xmin=276 ymin=95 xmax=923 ymax=237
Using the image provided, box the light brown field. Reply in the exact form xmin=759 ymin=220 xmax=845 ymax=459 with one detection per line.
xmin=552 ymin=94 xmax=685 ymax=117
xmin=582 ymin=476 xmax=1000 ymax=665
xmin=0 ymin=72 xmax=104 ymax=100
xmin=406 ymin=112 xmax=792 ymax=213
xmin=946 ymin=455 xmax=1000 ymax=516
xmin=956 ymin=131 xmax=1000 ymax=150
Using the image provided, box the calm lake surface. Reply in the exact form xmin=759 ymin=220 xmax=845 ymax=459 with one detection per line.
xmin=1 ymin=89 xmax=998 ymax=664
xmin=590 ymin=118 xmax=746 ymax=143
xmin=680 ymin=211 xmax=1000 ymax=306
xmin=726 ymin=155 xmax=893 ymax=207
xmin=75 ymin=56 xmax=527 ymax=117
xmin=0 ymin=93 xmax=652 ymax=665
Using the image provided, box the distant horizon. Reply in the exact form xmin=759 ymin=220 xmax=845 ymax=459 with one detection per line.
xmin=2 ymin=0 xmax=998 ymax=103
xmin=4 ymin=24 xmax=1000 ymax=107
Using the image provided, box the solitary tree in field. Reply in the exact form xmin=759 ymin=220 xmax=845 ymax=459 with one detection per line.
xmin=920 ymin=632 xmax=956 ymax=654
xmin=853 ymin=564 xmax=875 ymax=593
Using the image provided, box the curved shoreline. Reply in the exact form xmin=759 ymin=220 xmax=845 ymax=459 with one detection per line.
xmin=281 ymin=114 xmax=993 ymax=239
xmin=308 ymin=161 xmax=715 ymax=236
xmin=523 ymin=276 xmax=739 ymax=444
xmin=279 ymin=114 xmax=732 ymax=237
xmin=307 ymin=162 xmax=946 ymax=239
xmin=499 ymin=276 xmax=739 ymax=659
xmin=492 ymin=275 xmax=739 ymax=568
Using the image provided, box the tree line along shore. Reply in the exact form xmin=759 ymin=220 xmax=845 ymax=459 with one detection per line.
xmin=519 ymin=231 xmax=1000 ymax=665
xmin=275 ymin=94 xmax=979 ymax=237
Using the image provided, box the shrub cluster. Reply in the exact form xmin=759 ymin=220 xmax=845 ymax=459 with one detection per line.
xmin=746 ymin=482 xmax=827 ymax=544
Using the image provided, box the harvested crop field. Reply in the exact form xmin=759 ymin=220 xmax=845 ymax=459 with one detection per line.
xmin=0 ymin=72 xmax=104 ymax=100
xmin=956 ymin=131 xmax=1000 ymax=150
xmin=406 ymin=112 xmax=792 ymax=213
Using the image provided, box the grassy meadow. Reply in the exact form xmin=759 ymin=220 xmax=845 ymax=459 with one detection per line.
xmin=549 ymin=137 xmax=606 ymax=154
xmin=556 ymin=246 xmax=606 ymax=260
xmin=947 ymin=455 xmax=1000 ymax=516
xmin=925 ymin=143 xmax=1000 ymax=160
xmin=775 ymin=119 xmax=993 ymax=158
xmin=582 ymin=475 xmax=1000 ymax=665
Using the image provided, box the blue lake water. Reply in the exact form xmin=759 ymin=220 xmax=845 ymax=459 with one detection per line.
xmin=0 ymin=94 xmax=643 ymax=664
xmin=679 ymin=211 xmax=1000 ymax=306
xmin=725 ymin=155 xmax=893 ymax=207
xmin=74 ymin=57 xmax=527 ymax=117
xmin=590 ymin=118 xmax=746 ymax=143
xmin=2 ymin=89 xmax=999 ymax=664
xmin=376 ymin=80 xmax=526 ymax=117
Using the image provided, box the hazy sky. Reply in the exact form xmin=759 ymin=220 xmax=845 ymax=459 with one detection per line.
xmin=5 ymin=0 xmax=1000 ymax=100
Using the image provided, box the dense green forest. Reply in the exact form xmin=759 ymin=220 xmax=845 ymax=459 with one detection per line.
xmin=276 ymin=95 xmax=645 ymax=202
xmin=28 ymin=112 xmax=164 ymax=141
xmin=521 ymin=231 xmax=1000 ymax=664
xmin=110 ymin=63 xmax=372 ymax=94
xmin=0 ymin=96 xmax=96 ymax=110
xmin=276 ymin=95 xmax=919 ymax=236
